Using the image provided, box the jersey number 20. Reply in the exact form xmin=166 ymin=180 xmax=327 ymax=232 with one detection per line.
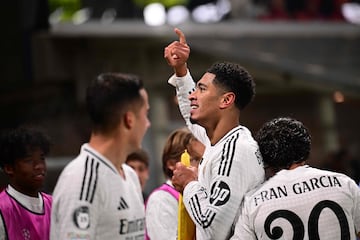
xmin=264 ymin=200 xmax=350 ymax=240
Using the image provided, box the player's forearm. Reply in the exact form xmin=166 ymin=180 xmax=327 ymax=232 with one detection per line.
xmin=168 ymin=70 xmax=193 ymax=124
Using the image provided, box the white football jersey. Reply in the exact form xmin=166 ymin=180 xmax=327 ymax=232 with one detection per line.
xmin=50 ymin=144 xmax=145 ymax=240
xmin=169 ymin=71 xmax=265 ymax=239
xmin=232 ymin=165 xmax=360 ymax=240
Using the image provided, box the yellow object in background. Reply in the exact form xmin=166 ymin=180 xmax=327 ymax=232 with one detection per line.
xmin=180 ymin=149 xmax=190 ymax=166
xmin=177 ymin=150 xmax=196 ymax=240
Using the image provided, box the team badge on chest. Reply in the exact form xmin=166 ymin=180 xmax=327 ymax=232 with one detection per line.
xmin=73 ymin=206 xmax=90 ymax=230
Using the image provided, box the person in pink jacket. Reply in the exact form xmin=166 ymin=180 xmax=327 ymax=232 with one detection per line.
xmin=0 ymin=126 xmax=52 ymax=240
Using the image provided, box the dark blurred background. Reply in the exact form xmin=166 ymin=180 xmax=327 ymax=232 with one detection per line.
xmin=1 ymin=0 xmax=360 ymax=196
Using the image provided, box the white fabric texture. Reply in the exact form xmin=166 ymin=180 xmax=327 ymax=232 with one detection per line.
xmin=50 ymin=144 xmax=145 ymax=240
xmin=232 ymin=165 xmax=360 ymax=240
xmin=145 ymin=180 xmax=178 ymax=240
xmin=169 ymin=71 xmax=265 ymax=239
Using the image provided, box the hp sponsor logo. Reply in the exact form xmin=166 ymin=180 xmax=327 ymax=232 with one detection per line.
xmin=210 ymin=181 xmax=230 ymax=206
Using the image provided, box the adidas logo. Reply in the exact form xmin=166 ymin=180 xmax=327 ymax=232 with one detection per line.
xmin=117 ymin=197 xmax=129 ymax=210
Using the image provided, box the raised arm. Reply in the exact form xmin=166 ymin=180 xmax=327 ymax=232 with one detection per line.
xmin=165 ymin=29 xmax=209 ymax=145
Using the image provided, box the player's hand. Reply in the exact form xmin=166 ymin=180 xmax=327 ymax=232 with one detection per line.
xmin=172 ymin=162 xmax=198 ymax=193
xmin=164 ymin=28 xmax=190 ymax=77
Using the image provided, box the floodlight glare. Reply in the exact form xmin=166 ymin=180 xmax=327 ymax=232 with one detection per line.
xmin=144 ymin=3 xmax=166 ymax=26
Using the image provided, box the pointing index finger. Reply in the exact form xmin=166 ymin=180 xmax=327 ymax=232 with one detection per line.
xmin=174 ymin=28 xmax=187 ymax=45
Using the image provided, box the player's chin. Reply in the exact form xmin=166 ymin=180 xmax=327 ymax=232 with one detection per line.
xmin=31 ymin=180 xmax=45 ymax=191
xmin=190 ymin=117 xmax=198 ymax=124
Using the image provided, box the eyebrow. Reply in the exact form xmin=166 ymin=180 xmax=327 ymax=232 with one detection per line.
xmin=197 ymin=82 xmax=207 ymax=88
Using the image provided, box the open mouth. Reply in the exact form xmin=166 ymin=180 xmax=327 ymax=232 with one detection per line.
xmin=33 ymin=173 xmax=45 ymax=181
xmin=190 ymin=105 xmax=198 ymax=115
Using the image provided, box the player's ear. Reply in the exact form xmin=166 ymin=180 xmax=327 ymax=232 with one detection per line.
xmin=4 ymin=164 xmax=14 ymax=176
xmin=124 ymin=111 xmax=135 ymax=129
xmin=220 ymin=92 xmax=235 ymax=109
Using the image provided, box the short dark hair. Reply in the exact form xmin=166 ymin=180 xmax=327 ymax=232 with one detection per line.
xmin=207 ymin=62 xmax=255 ymax=110
xmin=86 ymin=73 xmax=144 ymax=133
xmin=255 ymin=117 xmax=311 ymax=169
xmin=126 ymin=149 xmax=149 ymax=167
xmin=0 ymin=127 xmax=51 ymax=170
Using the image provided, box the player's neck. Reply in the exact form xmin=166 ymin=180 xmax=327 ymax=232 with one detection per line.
xmin=207 ymin=117 xmax=239 ymax=145
xmin=89 ymin=134 xmax=127 ymax=172
xmin=288 ymin=161 xmax=306 ymax=170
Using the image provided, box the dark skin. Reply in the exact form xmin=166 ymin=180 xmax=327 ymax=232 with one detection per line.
xmin=166 ymin=29 xmax=240 ymax=193
xmin=4 ymin=148 xmax=46 ymax=197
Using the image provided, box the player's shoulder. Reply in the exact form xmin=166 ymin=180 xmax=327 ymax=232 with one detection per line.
xmin=148 ymin=187 xmax=178 ymax=201
xmin=229 ymin=126 xmax=257 ymax=148
xmin=0 ymin=190 xmax=9 ymax=207
xmin=41 ymin=192 xmax=53 ymax=200
xmin=62 ymin=147 xmax=117 ymax=177
xmin=54 ymin=153 xmax=108 ymax=194
xmin=0 ymin=189 xmax=6 ymax=198
xmin=57 ymin=154 xmax=87 ymax=180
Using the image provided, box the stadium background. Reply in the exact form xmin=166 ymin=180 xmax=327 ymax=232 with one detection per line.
xmin=1 ymin=0 xmax=359 ymax=197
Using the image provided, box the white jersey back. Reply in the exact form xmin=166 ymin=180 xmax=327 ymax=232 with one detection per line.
xmin=50 ymin=144 xmax=145 ymax=240
xmin=233 ymin=165 xmax=360 ymax=240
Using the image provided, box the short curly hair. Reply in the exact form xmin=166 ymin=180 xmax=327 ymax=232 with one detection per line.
xmin=207 ymin=61 xmax=255 ymax=110
xmin=255 ymin=117 xmax=311 ymax=169
xmin=0 ymin=127 xmax=51 ymax=170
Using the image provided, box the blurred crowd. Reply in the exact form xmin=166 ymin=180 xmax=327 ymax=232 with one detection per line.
xmin=46 ymin=0 xmax=360 ymax=24
xmin=254 ymin=0 xmax=350 ymax=21
xmin=321 ymin=148 xmax=360 ymax=184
